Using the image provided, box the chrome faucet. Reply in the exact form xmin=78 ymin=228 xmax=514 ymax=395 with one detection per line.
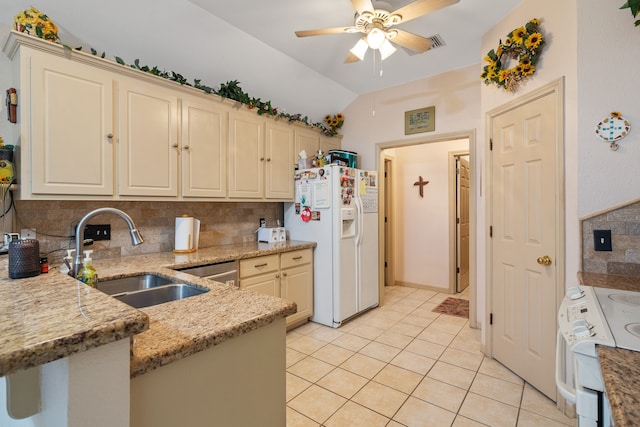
xmin=70 ymin=208 xmax=144 ymax=277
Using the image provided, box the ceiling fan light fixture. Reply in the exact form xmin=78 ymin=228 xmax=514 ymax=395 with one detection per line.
xmin=350 ymin=38 xmax=369 ymax=61
xmin=367 ymin=27 xmax=386 ymax=49
xmin=379 ymin=39 xmax=397 ymax=60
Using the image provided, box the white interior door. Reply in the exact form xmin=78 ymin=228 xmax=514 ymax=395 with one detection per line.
xmin=490 ymin=83 xmax=563 ymax=400
xmin=457 ymin=157 xmax=470 ymax=293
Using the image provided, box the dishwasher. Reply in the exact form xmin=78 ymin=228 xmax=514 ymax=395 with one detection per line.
xmin=177 ymin=260 xmax=238 ymax=287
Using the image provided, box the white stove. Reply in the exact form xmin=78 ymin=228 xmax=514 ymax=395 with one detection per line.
xmin=557 ymin=285 xmax=640 ymax=427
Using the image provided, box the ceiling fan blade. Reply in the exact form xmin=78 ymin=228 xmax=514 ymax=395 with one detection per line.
xmin=391 ymin=29 xmax=433 ymax=53
xmin=390 ymin=0 xmax=459 ymax=24
xmin=351 ymin=0 xmax=374 ymax=15
xmin=345 ymin=52 xmax=362 ymax=63
xmin=295 ymin=27 xmax=355 ymax=37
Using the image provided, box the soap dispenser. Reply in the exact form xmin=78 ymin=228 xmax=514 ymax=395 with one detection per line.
xmin=60 ymin=249 xmax=75 ymax=274
xmin=76 ymin=250 xmax=98 ymax=287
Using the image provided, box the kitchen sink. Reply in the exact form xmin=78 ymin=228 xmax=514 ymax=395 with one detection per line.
xmin=113 ymin=284 xmax=208 ymax=309
xmin=97 ymin=273 xmax=178 ymax=295
xmin=97 ymin=274 xmax=209 ymax=308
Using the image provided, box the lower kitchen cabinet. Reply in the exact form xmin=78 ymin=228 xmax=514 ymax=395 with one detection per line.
xmin=240 ymin=249 xmax=313 ymax=328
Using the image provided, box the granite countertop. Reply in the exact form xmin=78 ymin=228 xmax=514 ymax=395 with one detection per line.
xmin=579 ymin=272 xmax=640 ymax=426
xmin=1 ymin=241 xmax=313 ymax=379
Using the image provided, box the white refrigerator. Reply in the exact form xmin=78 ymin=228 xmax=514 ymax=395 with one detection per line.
xmin=285 ymin=164 xmax=379 ymax=328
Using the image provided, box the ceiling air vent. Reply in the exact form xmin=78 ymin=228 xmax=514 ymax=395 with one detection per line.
xmin=401 ymin=33 xmax=445 ymax=56
xmin=428 ymin=34 xmax=446 ymax=49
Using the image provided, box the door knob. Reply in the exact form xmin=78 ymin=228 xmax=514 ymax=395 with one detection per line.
xmin=537 ymin=256 xmax=552 ymax=266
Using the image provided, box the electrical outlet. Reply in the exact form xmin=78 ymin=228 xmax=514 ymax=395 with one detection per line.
xmin=594 ymin=229 xmax=612 ymax=251
xmin=84 ymin=224 xmax=111 ymax=241
xmin=20 ymin=228 xmax=36 ymax=240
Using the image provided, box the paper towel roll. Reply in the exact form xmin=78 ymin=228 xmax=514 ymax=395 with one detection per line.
xmin=193 ymin=219 xmax=200 ymax=250
xmin=174 ymin=216 xmax=194 ymax=252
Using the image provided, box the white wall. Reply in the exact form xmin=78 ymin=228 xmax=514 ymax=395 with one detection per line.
xmin=576 ymin=1 xmax=640 ymax=216
xmin=341 ymin=64 xmax=481 ymax=170
xmin=389 ymin=139 xmax=469 ymax=290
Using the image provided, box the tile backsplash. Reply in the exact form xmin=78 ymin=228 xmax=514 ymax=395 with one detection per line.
xmin=14 ymin=200 xmax=283 ymax=264
xmin=582 ymin=200 xmax=640 ymax=276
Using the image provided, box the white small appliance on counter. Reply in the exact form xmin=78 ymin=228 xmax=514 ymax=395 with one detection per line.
xmin=257 ymin=227 xmax=286 ymax=243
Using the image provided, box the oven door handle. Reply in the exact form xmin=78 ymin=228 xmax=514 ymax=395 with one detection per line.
xmin=555 ymin=329 xmax=577 ymax=404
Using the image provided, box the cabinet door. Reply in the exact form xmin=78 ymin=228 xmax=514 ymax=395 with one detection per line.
xmin=281 ymin=264 xmax=313 ymax=326
xmin=181 ymin=95 xmax=227 ymax=198
xmin=240 ymin=273 xmax=280 ymax=297
xmin=30 ymin=53 xmax=115 ymax=195
xmin=228 ymin=110 xmax=265 ymax=198
xmin=265 ymin=122 xmax=294 ymax=200
xmin=320 ymin=134 xmax=342 ymax=154
xmin=118 ymin=78 xmax=179 ymax=196
xmin=294 ymin=129 xmax=320 ymax=165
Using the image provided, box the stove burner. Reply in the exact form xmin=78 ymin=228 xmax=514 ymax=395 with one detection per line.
xmin=625 ymin=323 xmax=640 ymax=339
xmin=609 ymin=293 xmax=640 ymax=306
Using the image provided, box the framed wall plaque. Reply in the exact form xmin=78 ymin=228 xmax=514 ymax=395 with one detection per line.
xmin=405 ymin=106 xmax=435 ymax=135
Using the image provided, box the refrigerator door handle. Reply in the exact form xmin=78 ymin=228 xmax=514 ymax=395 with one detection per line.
xmin=354 ymin=196 xmax=363 ymax=247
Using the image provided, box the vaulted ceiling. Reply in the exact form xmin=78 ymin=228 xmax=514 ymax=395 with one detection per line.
xmin=0 ymin=0 xmax=521 ymax=121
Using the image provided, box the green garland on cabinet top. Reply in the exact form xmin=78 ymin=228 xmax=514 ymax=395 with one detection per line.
xmin=13 ymin=6 xmax=343 ymax=137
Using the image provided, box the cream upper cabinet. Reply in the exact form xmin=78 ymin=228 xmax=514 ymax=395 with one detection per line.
xmin=118 ymin=78 xmax=179 ymax=197
xmin=228 ymin=110 xmax=265 ymax=199
xmin=294 ymin=128 xmax=320 ymax=165
xmin=229 ymin=111 xmax=294 ymax=200
xmin=320 ymin=134 xmax=342 ymax=154
xmin=181 ymin=95 xmax=228 ymax=198
xmin=5 ymin=32 xmax=328 ymax=201
xmin=29 ymin=49 xmax=115 ymax=196
xmin=265 ymin=121 xmax=294 ymax=200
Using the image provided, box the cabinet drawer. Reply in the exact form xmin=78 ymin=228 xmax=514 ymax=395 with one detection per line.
xmin=239 ymin=254 xmax=279 ymax=278
xmin=281 ymin=249 xmax=312 ymax=269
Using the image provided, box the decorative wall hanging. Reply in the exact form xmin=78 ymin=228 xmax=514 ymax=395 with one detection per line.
xmin=405 ymin=106 xmax=435 ymax=135
xmin=413 ymin=176 xmax=429 ymax=197
xmin=6 ymin=89 xmax=17 ymax=123
xmin=481 ymin=18 xmax=545 ymax=93
xmin=595 ymin=111 xmax=631 ymax=151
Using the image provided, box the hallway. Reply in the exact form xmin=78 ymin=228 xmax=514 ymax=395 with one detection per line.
xmin=286 ymin=286 xmax=575 ymax=426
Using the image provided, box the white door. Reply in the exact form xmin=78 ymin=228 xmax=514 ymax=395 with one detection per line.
xmin=457 ymin=157 xmax=470 ymax=292
xmin=490 ymin=83 xmax=563 ymax=399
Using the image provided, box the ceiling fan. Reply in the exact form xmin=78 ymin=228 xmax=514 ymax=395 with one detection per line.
xmin=295 ymin=0 xmax=459 ymax=63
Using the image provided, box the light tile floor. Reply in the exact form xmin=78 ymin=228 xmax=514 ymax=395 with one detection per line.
xmin=286 ymin=286 xmax=576 ymax=427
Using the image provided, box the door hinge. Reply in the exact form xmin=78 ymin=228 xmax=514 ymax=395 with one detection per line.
xmin=490 ymin=138 xmax=493 ymax=151
xmin=489 ymin=226 xmax=493 ymax=238
xmin=456 ymin=267 xmax=460 ymax=273
xmin=384 ymin=261 xmax=387 ymax=268
xmin=490 ymin=313 xmax=493 ymax=325
xmin=456 ymin=217 xmax=460 ymax=224
xmin=385 ymin=216 xmax=388 ymax=223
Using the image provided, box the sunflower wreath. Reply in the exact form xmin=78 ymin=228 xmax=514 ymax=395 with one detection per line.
xmin=481 ymin=19 xmax=545 ymax=92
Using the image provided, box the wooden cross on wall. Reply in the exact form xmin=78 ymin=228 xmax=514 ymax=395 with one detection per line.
xmin=413 ymin=176 xmax=429 ymax=197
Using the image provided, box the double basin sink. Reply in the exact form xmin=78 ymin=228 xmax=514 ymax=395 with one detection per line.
xmin=97 ymin=274 xmax=208 ymax=308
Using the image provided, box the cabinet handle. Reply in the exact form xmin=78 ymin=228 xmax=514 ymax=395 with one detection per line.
xmin=172 ymin=144 xmax=179 ymax=148
xmin=254 ymin=263 xmax=268 ymax=268
xmin=275 ymin=273 xmax=280 ymax=278
xmin=106 ymin=133 xmax=114 ymax=139
xmin=183 ymin=144 xmax=190 ymax=150
xmin=266 ymin=158 xmax=271 ymax=162
xmin=292 ymin=256 xmax=303 ymax=260
xmin=282 ymin=272 xmax=287 ymax=277
xmin=260 ymin=157 xmax=265 ymax=161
